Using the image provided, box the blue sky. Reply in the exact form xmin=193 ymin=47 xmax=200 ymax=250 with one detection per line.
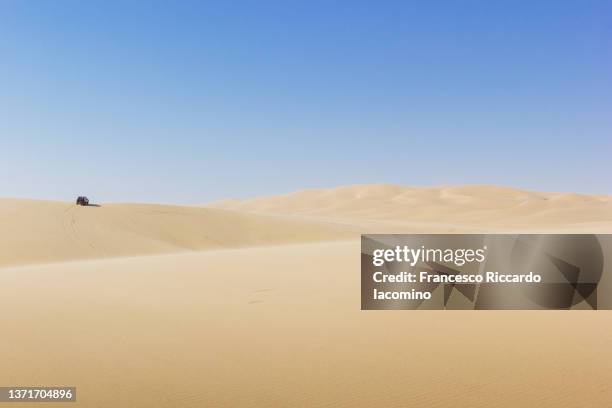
xmin=1 ymin=1 xmax=611 ymax=203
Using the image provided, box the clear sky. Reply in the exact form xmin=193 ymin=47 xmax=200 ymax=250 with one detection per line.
xmin=1 ymin=1 xmax=611 ymax=203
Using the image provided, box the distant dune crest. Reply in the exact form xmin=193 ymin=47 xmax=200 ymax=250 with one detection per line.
xmin=210 ymin=184 xmax=611 ymax=224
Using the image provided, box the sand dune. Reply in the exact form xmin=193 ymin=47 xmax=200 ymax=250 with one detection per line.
xmin=0 ymin=199 xmax=356 ymax=268
xmin=1 ymin=185 xmax=612 ymax=407
xmin=4 ymin=185 xmax=611 ymax=268
xmin=3 ymin=184 xmax=612 ymax=268
xmin=211 ymin=184 xmax=612 ymax=228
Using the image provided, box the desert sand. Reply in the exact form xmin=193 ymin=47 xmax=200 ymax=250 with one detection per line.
xmin=1 ymin=185 xmax=611 ymax=407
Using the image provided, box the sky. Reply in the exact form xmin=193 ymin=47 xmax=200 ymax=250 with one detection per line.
xmin=1 ymin=0 xmax=611 ymax=203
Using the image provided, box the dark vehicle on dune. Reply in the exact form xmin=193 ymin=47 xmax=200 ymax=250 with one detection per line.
xmin=76 ymin=196 xmax=90 ymax=206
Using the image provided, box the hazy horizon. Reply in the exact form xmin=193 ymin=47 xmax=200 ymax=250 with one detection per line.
xmin=2 ymin=1 xmax=611 ymax=203
xmin=2 ymin=182 xmax=611 ymax=207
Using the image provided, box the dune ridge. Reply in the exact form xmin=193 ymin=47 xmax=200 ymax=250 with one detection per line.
xmin=0 ymin=199 xmax=356 ymax=268
xmin=211 ymin=184 xmax=612 ymax=229
xmin=2 ymin=185 xmax=611 ymax=268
